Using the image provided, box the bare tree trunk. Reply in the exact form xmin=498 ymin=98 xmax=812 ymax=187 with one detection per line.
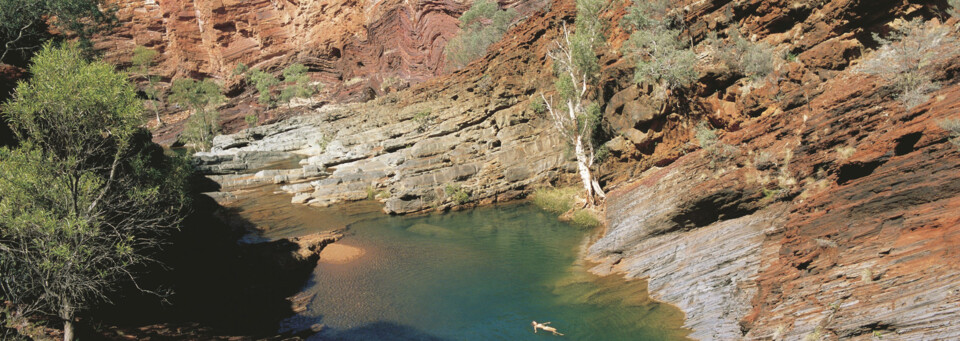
xmin=63 ymin=319 xmax=74 ymax=341
xmin=61 ymin=304 xmax=74 ymax=341
xmin=574 ymin=135 xmax=596 ymax=205
xmin=154 ymin=103 xmax=162 ymax=127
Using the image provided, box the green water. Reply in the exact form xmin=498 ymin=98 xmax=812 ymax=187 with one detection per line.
xmin=235 ymin=191 xmax=690 ymax=340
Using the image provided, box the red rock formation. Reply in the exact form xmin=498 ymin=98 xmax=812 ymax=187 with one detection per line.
xmin=98 ymin=0 xmax=543 ymax=98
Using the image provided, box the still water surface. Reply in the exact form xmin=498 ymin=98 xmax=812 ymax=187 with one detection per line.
xmin=233 ymin=189 xmax=691 ymax=340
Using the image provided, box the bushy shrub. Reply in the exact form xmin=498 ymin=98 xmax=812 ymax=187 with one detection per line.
xmin=279 ymin=63 xmax=316 ymax=103
xmin=247 ymin=68 xmax=279 ymax=106
xmin=130 ymin=45 xmax=164 ymax=125
xmin=529 ymin=96 xmax=547 ymax=115
xmin=940 ymin=118 xmax=960 ymax=149
xmin=244 ymin=114 xmax=258 ymax=128
xmin=701 ymin=28 xmax=780 ymax=81
xmin=856 ymin=18 xmax=960 ymax=109
xmin=445 ymin=0 xmax=517 ymax=69
xmin=695 ymin=122 xmax=738 ymax=167
xmin=413 ymin=110 xmax=432 ymax=132
xmin=531 ymin=187 xmax=579 ymax=214
xmin=622 ymin=0 xmax=697 ymax=100
xmin=169 ymin=78 xmax=224 ymax=151
xmin=233 ymin=62 xmax=249 ymax=76
xmin=444 ymin=183 xmax=471 ymax=204
xmin=594 ymin=144 xmax=611 ymax=163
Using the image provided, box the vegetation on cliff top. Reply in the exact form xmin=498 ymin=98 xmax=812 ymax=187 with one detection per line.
xmin=0 ymin=43 xmax=191 ymax=341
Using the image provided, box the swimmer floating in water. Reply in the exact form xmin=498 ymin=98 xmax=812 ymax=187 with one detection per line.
xmin=532 ymin=320 xmax=564 ymax=336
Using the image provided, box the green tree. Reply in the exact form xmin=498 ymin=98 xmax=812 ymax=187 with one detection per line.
xmin=540 ymin=0 xmax=608 ymax=206
xmin=0 ymin=0 xmax=113 ymax=64
xmin=445 ymin=0 xmax=518 ymax=69
xmin=233 ymin=62 xmax=249 ymax=76
xmin=279 ymin=63 xmax=315 ymax=104
xmin=0 ymin=43 xmax=190 ymax=341
xmin=247 ymin=68 xmax=279 ymax=107
xmin=130 ymin=45 xmax=164 ymax=126
xmin=169 ymin=78 xmax=224 ymax=151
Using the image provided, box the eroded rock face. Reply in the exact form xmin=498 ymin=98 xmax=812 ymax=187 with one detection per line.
xmin=192 ymin=0 xmax=575 ymax=214
xmin=98 ymin=0 xmax=544 ymax=100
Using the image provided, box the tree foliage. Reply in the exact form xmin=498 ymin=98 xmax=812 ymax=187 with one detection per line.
xmin=169 ymin=78 xmax=224 ymax=151
xmin=130 ymin=46 xmax=164 ymax=125
xmin=4 ymin=44 xmax=141 ymax=162
xmin=279 ymin=63 xmax=316 ymax=103
xmin=247 ymin=68 xmax=279 ymax=106
xmin=621 ymin=0 xmax=696 ymax=101
xmin=541 ymin=0 xmax=608 ymax=206
xmin=0 ymin=43 xmax=190 ymax=341
xmin=445 ymin=0 xmax=517 ymax=69
xmin=0 ymin=0 xmax=113 ymax=64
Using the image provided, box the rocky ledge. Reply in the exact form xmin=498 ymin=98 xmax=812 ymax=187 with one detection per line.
xmin=196 ymin=96 xmax=574 ymax=214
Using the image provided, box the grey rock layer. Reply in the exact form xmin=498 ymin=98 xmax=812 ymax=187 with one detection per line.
xmin=197 ymin=103 xmax=572 ymax=214
xmin=588 ymin=162 xmax=789 ymax=340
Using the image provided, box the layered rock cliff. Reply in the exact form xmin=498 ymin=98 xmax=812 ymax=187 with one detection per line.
xmin=96 ymin=0 xmax=960 ymax=339
xmin=99 ymin=0 xmax=545 ymax=99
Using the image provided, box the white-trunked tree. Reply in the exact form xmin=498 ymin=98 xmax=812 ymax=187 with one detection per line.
xmin=540 ymin=0 xmax=607 ymax=206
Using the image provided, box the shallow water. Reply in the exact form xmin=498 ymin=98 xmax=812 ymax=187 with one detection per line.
xmin=233 ymin=191 xmax=691 ymax=340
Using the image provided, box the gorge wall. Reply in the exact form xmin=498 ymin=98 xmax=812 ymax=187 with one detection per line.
xmin=96 ymin=0 xmax=960 ymax=339
xmin=100 ymin=0 xmax=546 ymax=99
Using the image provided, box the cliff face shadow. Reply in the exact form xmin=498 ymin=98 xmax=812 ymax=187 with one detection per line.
xmin=310 ymin=322 xmax=450 ymax=341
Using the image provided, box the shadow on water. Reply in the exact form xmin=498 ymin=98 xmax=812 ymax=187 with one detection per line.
xmin=309 ymin=321 xmax=451 ymax=341
xmin=85 ymin=181 xmax=321 ymax=338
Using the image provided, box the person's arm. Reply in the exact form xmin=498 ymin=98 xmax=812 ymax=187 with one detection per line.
xmin=544 ymin=322 xmax=551 ymax=325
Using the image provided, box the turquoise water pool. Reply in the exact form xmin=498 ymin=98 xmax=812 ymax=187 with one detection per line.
xmin=235 ymin=191 xmax=690 ymax=340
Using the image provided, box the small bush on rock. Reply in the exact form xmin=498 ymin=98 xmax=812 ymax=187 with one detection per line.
xmin=695 ymin=122 xmax=738 ymax=168
xmin=444 ymin=184 xmax=471 ymax=204
xmin=279 ymin=63 xmax=315 ymax=104
xmin=940 ymin=118 xmax=960 ymax=149
xmin=245 ymin=114 xmax=258 ymax=128
xmin=248 ymin=68 xmax=279 ymax=107
xmin=170 ymin=78 xmax=225 ymax=151
xmin=856 ymin=18 xmax=960 ymax=109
